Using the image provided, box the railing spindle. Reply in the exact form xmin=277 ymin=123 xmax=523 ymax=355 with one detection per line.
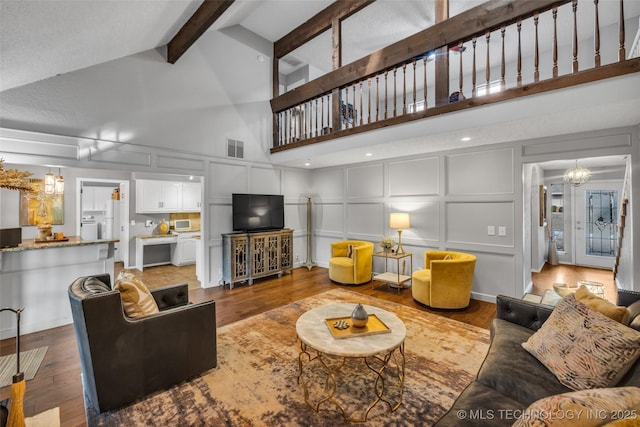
xmin=517 ymin=21 xmax=522 ymax=86
xmin=594 ymin=0 xmax=600 ymax=66
xmin=413 ymin=60 xmax=417 ymax=110
xmin=344 ymin=86 xmax=349 ymax=129
xmin=423 ymin=56 xmax=427 ymax=108
xmin=458 ymin=42 xmax=464 ymax=95
xmin=321 ymin=96 xmax=325 ymax=134
xmin=572 ymin=0 xmax=579 ymax=73
xmin=314 ymin=98 xmax=318 ymax=137
xmin=359 ymin=80 xmax=363 ymax=126
xmin=393 ymin=68 xmax=397 ymax=118
xmin=500 ymin=28 xmax=506 ymax=89
xmin=376 ymin=75 xmax=380 ymax=121
xmin=485 ymin=31 xmax=491 ymax=87
xmin=352 ymin=83 xmax=356 ymax=128
xmin=287 ymin=110 xmax=291 ymax=143
xmin=472 ymin=37 xmax=477 ymax=96
xmin=367 ymin=77 xmax=371 ymax=124
xmin=534 ymin=12 xmax=540 ymax=82
xmin=402 ymin=63 xmax=407 ymax=115
xmin=619 ymin=0 xmax=626 ymax=60
xmin=384 ymin=70 xmax=388 ymax=120
xmin=553 ymin=7 xmax=558 ymax=77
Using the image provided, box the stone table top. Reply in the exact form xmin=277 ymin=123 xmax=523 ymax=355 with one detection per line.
xmin=296 ymin=303 xmax=406 ymax=357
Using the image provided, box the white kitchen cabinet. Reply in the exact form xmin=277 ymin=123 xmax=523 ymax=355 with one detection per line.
xmin=182 ymin=182 xmax=202 ymax=212
xmin=171 ymin=232 xmax=199 ymax=266
xmin=136 ymin=180 xmax=181 ymax=213
xmin=82 ymin=186 xmax=114 ymax=211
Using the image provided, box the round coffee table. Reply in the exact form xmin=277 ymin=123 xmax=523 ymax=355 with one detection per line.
xmin=296 ymin=303 xmax=406 ymax=422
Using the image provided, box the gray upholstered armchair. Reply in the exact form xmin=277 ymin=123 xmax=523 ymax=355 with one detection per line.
xmin=68 ymin=274 xmax=217 ymax=413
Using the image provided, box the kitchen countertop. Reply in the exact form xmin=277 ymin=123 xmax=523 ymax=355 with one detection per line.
xmin=0 ymin=236 xmax=119 ymax=252
xmin=136 ymin=230 xmax=200 ymax=239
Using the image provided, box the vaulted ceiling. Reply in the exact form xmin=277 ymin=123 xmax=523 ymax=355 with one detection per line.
xmin=1 ymin=0 xmax=639 ymax=170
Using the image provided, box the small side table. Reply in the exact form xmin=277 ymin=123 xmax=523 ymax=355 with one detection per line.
xmin=372 ymin=251 xmax=412 ymax=293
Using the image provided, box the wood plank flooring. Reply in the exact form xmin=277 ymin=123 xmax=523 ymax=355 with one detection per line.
xmin=0 ymin=262 xmax=609 ymax=426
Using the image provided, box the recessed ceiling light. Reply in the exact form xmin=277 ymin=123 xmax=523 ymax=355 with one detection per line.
xmin=461 ymin=137 xmax=471 ymax=141
xmin=304 ymin=161 xmax=311 ymax=167
xmin=365 ymin=153 xmax=373 ymax=157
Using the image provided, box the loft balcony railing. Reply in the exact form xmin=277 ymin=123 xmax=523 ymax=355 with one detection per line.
xmin=270 ymin=0 xmax=640 ymax=153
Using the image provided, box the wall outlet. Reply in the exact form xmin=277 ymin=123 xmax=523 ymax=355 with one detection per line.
xmin=487 ymin=225 xmax=495 ymax=236
xmin=498 ymin=226 xmax=507 ymax=236
xmin=295 ymin=254 xmax=300 ymax=262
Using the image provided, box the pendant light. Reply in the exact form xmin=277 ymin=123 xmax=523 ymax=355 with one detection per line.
xmin=563 ymin=160 xmax=591 ymax=187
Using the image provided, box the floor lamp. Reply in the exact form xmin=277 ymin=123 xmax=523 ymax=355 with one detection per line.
xmin=302 ymin=196 xmax=315 ymax=270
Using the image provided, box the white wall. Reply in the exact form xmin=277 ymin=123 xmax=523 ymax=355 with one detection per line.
xmin=312 ymin=126 xmax=639 ymax=300
xmin=2 ymin=125 xmax=638 ymax=297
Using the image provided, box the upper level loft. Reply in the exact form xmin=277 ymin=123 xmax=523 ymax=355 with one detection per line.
xmin=269 ymin=0 xmax=640 ymax=154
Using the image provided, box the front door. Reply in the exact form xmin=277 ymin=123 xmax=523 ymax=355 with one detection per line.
xmin=574 ymin=180 xmax=622 ymax=269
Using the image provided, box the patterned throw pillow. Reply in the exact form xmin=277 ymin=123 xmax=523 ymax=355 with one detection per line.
xmin=574 ymin=285 xmax=630 ymax=324
xmin=114 ymin=271 xmax=159 ymax=318
xmin=512 ymin=386 xmax=640 ymax=427
xmin=522 ymin=293 xmax=640 ymax=390
xmin=346 ymin=244 xmax=354 ymax=258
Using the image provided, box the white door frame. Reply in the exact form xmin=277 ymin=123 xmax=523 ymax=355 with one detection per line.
xmin=76 ymin=178 xmax=130 ymax=268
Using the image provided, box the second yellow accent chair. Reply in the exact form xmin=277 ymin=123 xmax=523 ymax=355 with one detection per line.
xmin=411 ymin=251 xmax=477 ymax=309
xmin=328 ymin=240 xmax=374 ymax=285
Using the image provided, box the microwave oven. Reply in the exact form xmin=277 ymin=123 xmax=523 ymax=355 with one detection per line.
xmin=174 ymin=219 xmax=191 ymax=231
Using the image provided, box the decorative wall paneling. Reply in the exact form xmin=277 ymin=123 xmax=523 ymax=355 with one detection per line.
xmin=311 ymin=143 xmax=520 ymax=302
xmin=446 ymin=148 xmax=515 ymax=195
xmin=388 ymin=157 xmax=439 ymax=196
xmin=446 ymin=202 xmax=515 ymax=247
xmin=346 ymin=163 xmax=384 ymax=198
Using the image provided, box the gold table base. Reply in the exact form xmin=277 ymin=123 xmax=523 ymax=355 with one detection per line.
xmin=297 ymin=339 xmax=405 ymax=422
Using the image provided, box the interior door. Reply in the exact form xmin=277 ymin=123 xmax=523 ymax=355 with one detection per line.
xmin=574 ymin=180 xmax=622 ymax=269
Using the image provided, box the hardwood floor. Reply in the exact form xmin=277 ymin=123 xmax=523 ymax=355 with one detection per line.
xmin=531 ymin=263 xmax=617 ymax=303
xmin=0 ymin=262 xmax=608 ymax=426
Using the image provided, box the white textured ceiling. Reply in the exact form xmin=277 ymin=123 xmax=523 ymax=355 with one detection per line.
xmin=0 ymin=0 xmax=639 ymax=171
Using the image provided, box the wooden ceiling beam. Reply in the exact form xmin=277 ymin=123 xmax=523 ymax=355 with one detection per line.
xmin=167 ymin=0 xmax=236 ymax=64
xmin=274 ymin=0 xmax=375 ymax=59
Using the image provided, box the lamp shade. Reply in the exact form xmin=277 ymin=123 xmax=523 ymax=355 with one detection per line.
xmin=44 ymin=172 xmax=56 ymax=195
xmin=389 ymin=212 xmax=410 ymax=229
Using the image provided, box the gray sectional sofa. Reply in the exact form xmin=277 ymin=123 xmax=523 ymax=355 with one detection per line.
xmin=435 ymin=290 xmax=640 ymax=426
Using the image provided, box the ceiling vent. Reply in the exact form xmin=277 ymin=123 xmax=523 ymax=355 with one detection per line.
xmin=227 ymin=138 xmax=244 ymax=159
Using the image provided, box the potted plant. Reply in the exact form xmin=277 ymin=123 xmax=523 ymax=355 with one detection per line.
xmin=380 ymin=236 xmax=394 ymax=254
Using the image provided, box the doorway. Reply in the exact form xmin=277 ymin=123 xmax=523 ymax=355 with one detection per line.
xmin=573 ymin=181 xmax=623 ymax=269
xmin=76 ymin=178 xmax=130 ymax=267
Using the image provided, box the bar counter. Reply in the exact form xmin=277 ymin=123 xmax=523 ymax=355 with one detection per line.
xmin=0 ymin=236 xmax=119 ymax=252
xmin=0 ymin=236 xmax=118 ymax=339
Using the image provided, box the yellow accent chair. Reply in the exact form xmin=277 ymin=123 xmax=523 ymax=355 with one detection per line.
xmin=329 ymin=240 xmax=374 ymax=285
xmin=411 ymin=250 xmax=477 ymax=309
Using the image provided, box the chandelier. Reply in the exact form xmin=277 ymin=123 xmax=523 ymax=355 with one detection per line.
xmin=563 ymin=160 xmax=591 ymax=187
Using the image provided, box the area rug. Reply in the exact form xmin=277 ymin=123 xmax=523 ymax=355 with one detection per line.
xmin=0 ymin=346 xmax=48 ymax=388
xmin=86 ymin=288 xmax=490 ymax=426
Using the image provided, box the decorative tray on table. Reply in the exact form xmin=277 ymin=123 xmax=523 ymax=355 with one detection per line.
xmin=34 ymin=237 xmax=69 ymax=243
xmin=324 ymin=314 xmax=391 ymax=339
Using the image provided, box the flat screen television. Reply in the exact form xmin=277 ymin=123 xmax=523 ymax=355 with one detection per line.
xmin=232 ymin=193 xmax=285 ymax=232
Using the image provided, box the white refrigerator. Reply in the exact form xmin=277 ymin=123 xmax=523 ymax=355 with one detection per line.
xmin=102 ymin=198 xmax=121 ymax=261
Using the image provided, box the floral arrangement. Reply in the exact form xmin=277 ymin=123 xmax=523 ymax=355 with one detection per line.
xmin=380 ymin=236 xmax=395 ymax=250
